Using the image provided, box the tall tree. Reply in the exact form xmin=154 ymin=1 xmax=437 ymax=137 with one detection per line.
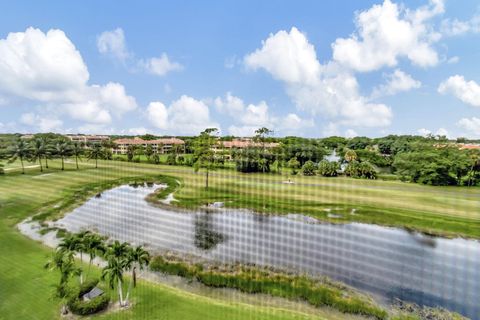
xmin=102 ymin=241 xmax=130 ymax=307
xmin=87 ymin=143 xmax=104 ymax=169
xmin=45 ymin=250 xmax=79 ymax=315
xmin=8 ymin=139 xmax=31 ymax=174
xmin=71 ymin=141 xmax=84 ymax=170
xmin=30 ymin=138 xmax=47 ymax=172
xmin=124 ymin=246 xmax=150 ymax=304
xmin=193 ymin=128 xmax=218 ymax=189
xmin=54 ymin=141 xmax=72 ymax=171
xmin=126 ymin=145 xmax=136 ymax=162
xmin=40 ymin=137 xmax=52 ymax=169
xmin=58 ymin=233 xmax=85 ymax=283
xmin=84 ymin=233 xmax=106 ymax=279
xmin=144 ymin=145 xmax=154 ymax=162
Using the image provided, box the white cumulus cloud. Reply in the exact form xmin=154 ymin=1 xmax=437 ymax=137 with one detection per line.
xmin=98 ymin=28 xmax=182 ymax=77
xmin=371 ymin=69 xmax=421 ymax=98
xmin=244 ymin=28 xmax=393 ymax=128
xmin=139 ymin=53 xmax=183 ymax=76
xmin=147 ymin=95 xmax=218 ymax=135
xmin=457 ymin=117 xmax=480 ymax=137
xmin=438 ymin=75 xmax=480 ymax=107
xmin=0 ymin=27 xmax=137 ymax=129
xmin=332 ymin=0 xmax=443 ymax=72
xmin=245 ymin=27 xmax=321 ymax=85
xmin=97 ymin=28 xmax=130 ymax=62
xmin=20 ymin=112 xmax=63 ymax=132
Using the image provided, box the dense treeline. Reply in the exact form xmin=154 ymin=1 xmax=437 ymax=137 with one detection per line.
xmin=1 ymin=130 xmax=479 ymax=186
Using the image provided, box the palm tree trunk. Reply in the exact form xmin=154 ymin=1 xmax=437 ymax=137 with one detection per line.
xmin=20 ymin=157 xmax=25 ymax=174
xmin=125 ymin=267 xmax=134 ymax=305
xmin=75 ymin=155 xmax=79 ymax=169
xmin=38 ymin=156 xmax=43 ymax=172
xmin=45 ymin=156 xmax=49 ymax=169
xmin=79 ymin=253 xmax=83 ymax=284
xmin=118 ymin=279 xmax=124 ymax=306
xmin=95 ymin=157 xmax=98 ymax=169
xmin=205 ymin=170 xmax=209 ymax=189
xmin=61 ymin=157 xmax=64 ymax=170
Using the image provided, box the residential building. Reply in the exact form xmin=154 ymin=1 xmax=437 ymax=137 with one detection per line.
xmin=65 ymin=135 xmax=110 ymax=144
xmin=112 ymin=137 xmax=185 ymax=154
xmin=218 ymin=138 xmax=279 ymax=150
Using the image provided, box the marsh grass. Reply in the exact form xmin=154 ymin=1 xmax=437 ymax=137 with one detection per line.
xmin=150 ymin=256 xmax=388 ymax=320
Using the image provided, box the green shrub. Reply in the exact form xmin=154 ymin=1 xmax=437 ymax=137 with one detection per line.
xmin=318 ymin=160 xmax=339 ymax=177
xmin=345 ymin=161 xmax=377 ymax=179
xmin=301 ymin=160 xmax=317 ymax=176
xmin=68 ymin=294 xmax=109 ymax=315
xmin=67 ymin=278 xmax=109 ymax=315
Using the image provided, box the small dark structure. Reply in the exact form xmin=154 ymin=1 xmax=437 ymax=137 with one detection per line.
xmin=82 ymin=287 xmax=104 ymax=301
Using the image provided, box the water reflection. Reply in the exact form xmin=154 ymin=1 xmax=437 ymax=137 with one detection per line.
xmin=194 ymin=213 xmax=225 ymax=250
xmin=57 ymin=184 xmax=480 ymax=320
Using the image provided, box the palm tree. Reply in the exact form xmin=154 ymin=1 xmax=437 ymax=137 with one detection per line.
xmin=144 ymin=145 xmax=154 ymax=162
xmin=45 ymin=250 xmax=80 ymax=314
xmin=87 ymin=143 xmax=104 ymax=168
xmin=107 ymin=241 xmax=130 ymax=260
xmin=71 ymin=141 xmax=84 ymax=170
xmin=58 ymin=233 xmax=85 ymax=283
xmin=124 ymin=246 xmax=150 ymax=304
xmin=54 ymin=141 xmax=72 ymax=171
xmin=102 ymin=255 xmax=127 ymax=307
xmin=103 ymin=241 xmax=130 ymax=307
xmin=40 ymin=137 xmax=52 ymax=169
xmin=85 ymin=233 xmax=106 ymax=279
xmin=8 ymin=139 xmax=31 ymax=174
xmin=75 ymin=230 xmax=92 ymax=284
xmin=30 ymin=138 xmax=46 ymax=172
xmin=126 ymin=145 xmax=136 ymax=162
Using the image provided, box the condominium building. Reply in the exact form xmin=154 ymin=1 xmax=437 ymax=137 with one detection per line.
xmin=65 ymin=135 xmax=110 ymax=144
xmin=112 ymin=137 xmax=185 ymax=154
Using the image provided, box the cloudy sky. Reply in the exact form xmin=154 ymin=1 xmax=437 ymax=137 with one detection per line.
xmin=1 ymin=0 xmax=480 ymax=138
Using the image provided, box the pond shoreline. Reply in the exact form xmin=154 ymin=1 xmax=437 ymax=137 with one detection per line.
xmin=19 ymin=179 xmax=476 ymax=319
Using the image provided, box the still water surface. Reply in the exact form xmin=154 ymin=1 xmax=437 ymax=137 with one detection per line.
xmin=57 ymin=184 xmax=480 ymax=319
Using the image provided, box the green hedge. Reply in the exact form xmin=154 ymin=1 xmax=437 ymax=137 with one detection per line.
xmin=150 ymin=256 xmax=387 ymax=320
xmin=67 ymin=278 xmax=109 ymax=316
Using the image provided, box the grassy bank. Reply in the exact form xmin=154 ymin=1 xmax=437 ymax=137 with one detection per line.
xmin=0 ymin=159 xmax=478 ymax=319
xmin=4 ymin=158 xmax=480 ymax=239
xmin=150 ymin=255 xmax=387 ymax=320
xmin=0 ymin=162 xmax=328 ymax=320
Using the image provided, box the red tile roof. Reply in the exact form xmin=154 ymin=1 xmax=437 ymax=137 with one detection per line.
xmin=114 ymin=138 xmax=184 ymax=145
xmin=459 ymin=144 xmax=480 ymax=150
xmin=220 ymin=140 xmax=279 ymax=148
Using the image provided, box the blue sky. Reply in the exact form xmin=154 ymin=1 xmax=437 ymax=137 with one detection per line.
xmin=1 ymin=0 xmax=480 ymax=138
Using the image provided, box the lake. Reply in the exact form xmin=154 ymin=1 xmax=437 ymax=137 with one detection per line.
xmin=57 ymin=184 xmax=480 ymax=319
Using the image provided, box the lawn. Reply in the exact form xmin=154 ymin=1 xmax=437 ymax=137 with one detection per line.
xmin=0 ymin=159 xmax=479 ymax=319
xmin=0 ymin=160 xmax=331 ymax=320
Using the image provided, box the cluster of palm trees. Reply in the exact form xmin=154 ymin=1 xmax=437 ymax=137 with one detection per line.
xmin=46 ymin=231 xmax=150 ymax=310
xmin=5 ymin=137 xmax=111 ymax=174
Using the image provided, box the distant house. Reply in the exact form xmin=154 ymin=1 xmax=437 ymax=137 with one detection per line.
xmin=82 ymin=287 xmax=104 ymax=301
xmin=113 ymin=137 xmax=185 ymax=154
xmin=215 ymin=138 xmax=279 ymax=151
xmin=65 ymin=135 xmax=110 ymax=145
xmin=458 ymin=144 xmax=480 ymax=150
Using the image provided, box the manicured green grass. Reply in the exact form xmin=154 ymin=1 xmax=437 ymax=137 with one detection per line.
xmin=0 ymin=161 xmax=330 ymax=320
xmin=0 ymin=158 xmax=478 ymax=319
